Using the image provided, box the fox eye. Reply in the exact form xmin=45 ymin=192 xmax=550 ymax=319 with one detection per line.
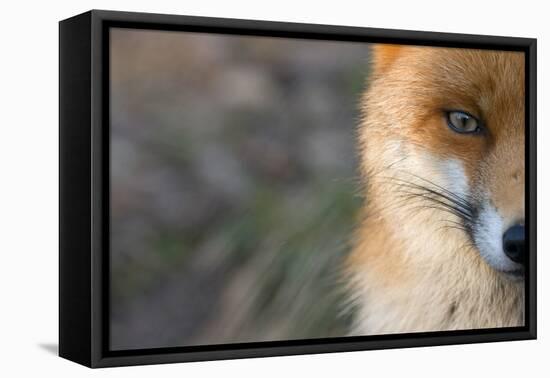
xmin=446 ymin=111 xmax=481 ymax=134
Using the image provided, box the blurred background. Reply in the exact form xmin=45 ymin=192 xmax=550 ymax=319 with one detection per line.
xmin=110 ymin=28 xmax=370 ymax=350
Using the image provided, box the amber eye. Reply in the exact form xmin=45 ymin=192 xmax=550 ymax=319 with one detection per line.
xmin=446 ymin=111 xmax=481 ymax=134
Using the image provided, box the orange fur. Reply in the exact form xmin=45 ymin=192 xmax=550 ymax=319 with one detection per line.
xmin=347 ymin=45 xmax=525 ymax=334
xmin=371 ymin=44 xmax=403 ymax=74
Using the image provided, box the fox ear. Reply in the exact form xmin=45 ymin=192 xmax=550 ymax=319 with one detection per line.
xmin=371 ymin=44 xmax=403 ymax=74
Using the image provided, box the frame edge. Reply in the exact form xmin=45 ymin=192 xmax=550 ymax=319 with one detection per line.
xmin=59 ymin=11 xmax=94 ymax=368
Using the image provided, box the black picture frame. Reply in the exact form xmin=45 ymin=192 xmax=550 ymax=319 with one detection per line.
xmin=59 ymin=9 xmax=537 ymax=368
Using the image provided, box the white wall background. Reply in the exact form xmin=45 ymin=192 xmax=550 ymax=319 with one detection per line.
xmin=0 ymin=0 xmax=546 ymax=376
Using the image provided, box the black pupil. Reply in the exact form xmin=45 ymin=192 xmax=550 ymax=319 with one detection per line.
xmin=457 ymin=113 xmax=469 ymax=128
xmin=450 ymin=112 xmax=477 ymax=132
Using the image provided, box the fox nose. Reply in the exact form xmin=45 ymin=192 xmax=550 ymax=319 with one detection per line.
xmin=502 ymin=224 xmax=525 ymax=264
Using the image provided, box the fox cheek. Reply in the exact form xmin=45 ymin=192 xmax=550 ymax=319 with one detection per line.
xmin=480 ymin=143 xmax=525 ymax=228
xmin=442 ymin=159 xmax=469 ymax=202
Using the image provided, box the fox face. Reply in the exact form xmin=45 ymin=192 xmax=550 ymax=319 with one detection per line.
xmin=359 ymin=45 xmax=525 ymax=279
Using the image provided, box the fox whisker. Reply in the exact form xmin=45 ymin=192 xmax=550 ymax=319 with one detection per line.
xmin=378 ymin=175 xmax=476 ymax=237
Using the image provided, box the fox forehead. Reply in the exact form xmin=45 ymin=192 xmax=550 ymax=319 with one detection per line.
xmin=365 ymin=45 xmax=524 ymax=181
xmin=371 ymin=45 xmax=525 ymax=137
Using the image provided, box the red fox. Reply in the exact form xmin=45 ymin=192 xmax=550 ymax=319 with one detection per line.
xmin=346 ymin=45 xmax=525 ymax=334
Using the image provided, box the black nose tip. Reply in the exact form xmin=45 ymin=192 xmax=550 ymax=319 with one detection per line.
xmin=503 ymin=224 xmax=525 ymax=264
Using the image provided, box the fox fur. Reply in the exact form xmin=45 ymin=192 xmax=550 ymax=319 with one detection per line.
xmin=346 ymin=45 xmax=525 ymax=334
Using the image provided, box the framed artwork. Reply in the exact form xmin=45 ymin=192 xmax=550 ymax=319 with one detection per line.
xmin=59 ymin=10 xmax=536 ymax=368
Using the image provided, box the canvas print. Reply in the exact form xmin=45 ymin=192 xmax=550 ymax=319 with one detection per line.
xmin=109 ymin=28 xmax=525 ymax=351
